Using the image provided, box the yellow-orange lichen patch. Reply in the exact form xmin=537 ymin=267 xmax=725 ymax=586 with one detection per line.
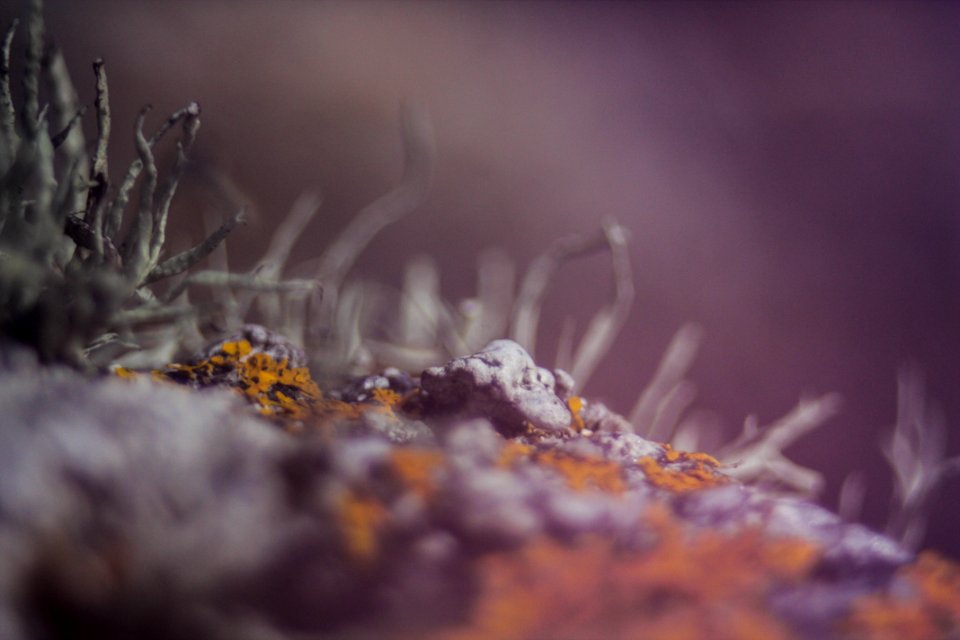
xmin=337 ymin=491 xmax=389 ymax=563
xmin=436 ymin=507 xmax=819 ymax=640
xmin=637 ymin=504 xmax=821 ymax=600
xmin=760 ymin=538 xmax=822 ymax=580
xmin=638 ymin=445 xmax=727 ymax=493
xmin=112 ymin=339 xmax=434 ymax=430
xmin=498 ymin=441 xmax=535 ymax=468
xmin=662 ymin=443 xmax=722 ymax=467
xmin=372 ymin=387 xmax=403 ymax=408
xmin=389 ymin=448 xmax=445 ymax=499
xmin=233 ymin=349 xmax=321 ymax=419
xmin=841 ymin=552 xmax=960 ymax=639
xmin=567 ymin=396 xmax=585 ymax=431
xmin=311 ymin=387 xmax=409 ymax=430
xmin=313 ymin=396 xmax=366 ymax=423
xmin=220 ymin=339 xmax=253 ymax=358
xmin=498 ymin=443 xmax=625 ymax=494
xmin=111 ymin=365 xmax=138 ymax=381
xmin=537 ymin=450 xmax=626 ymax=493
xmin=115 ymin=339 xmax=323 ymax=422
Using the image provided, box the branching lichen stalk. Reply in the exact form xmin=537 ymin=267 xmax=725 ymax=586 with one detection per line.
xmin=0 ymin=0 xmax=309 ymax=368
xmin=21 ymin=0 xmax=42 ymax=138
xmin=86 ymin=57 xmax=110 ymax=258
xmin=143 ymin=208 xmax=243 ymax=286
xmin=0 ymin=19 xmax=19 ymax=162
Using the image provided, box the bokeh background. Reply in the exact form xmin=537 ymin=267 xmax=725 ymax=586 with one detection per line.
xmin=6 ymin=1 xmax=957 ymax=556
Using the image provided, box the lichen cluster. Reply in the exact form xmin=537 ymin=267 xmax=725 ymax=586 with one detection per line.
xmin=118 ymin=334 xmax=321 ymax=422
xmin=0 ymin=0 xmax=314 ymax=370
xmin=94 ymin=333 xmax=959 ymax=638
xmin=1 ymin=2 xmax=959 ymax=639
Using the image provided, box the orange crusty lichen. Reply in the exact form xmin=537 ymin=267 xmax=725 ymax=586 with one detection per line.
xmin=337 ymin=490 xmax=389 ymax=563
xmin=537 ymin=450 xmax=626 ymax=493
xmin=567 ymin=396 xmax=586 ymax=431
xmin=310 ymin=387 xmax=408 ymax=429
xmin=841 ymin=551 xmax=960 ymax=639
xmin=335 ymin=450 xmax=443 ymax=565
xmin=111 ymin=365 xmax=139 ymax=381
xmin=388 ymin=448 xmax=445 ymax=498
xmin=638 ymin=444 xmax=727 ymax=493
xmin=499 ymin=439 xmax=728 ymax=495
xmin=235 ymin=351 xmax=321 ymax=418
xmin=662 ymin=443 xmax=721 ymax=466
xmin=116 ymin=339 xmax=322 ymax=421
xmin=436 ymin=505 xmax=819 ymax=640
xmin=114 ymin=340 xmax=417 ymax=430
xmin=498 ymin=441 xmax=535 ymax=467
xmin=498 ymin=442 xmax=626 ymax=494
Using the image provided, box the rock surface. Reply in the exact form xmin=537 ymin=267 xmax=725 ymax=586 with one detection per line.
xmin=420 ymin=339 xmax=572 ymax=434
xmin=0 ymin=338 xmax=956 ymax=640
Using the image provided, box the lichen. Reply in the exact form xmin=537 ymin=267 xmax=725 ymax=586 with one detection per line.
xmin=842 ymin=552 xmax=960 ymax=639
xmin=4 ymin=331 xmax=959 ymax=639
xmin=117 ymin=334 xmax=321 ymax=422
xmin=638 ymin=444 xmax=728 ymax=493
xmin=498 ymin=443 xmax=626 ymax=494
xmin=338 ymin=490 xmax=389 ymax=563
xmin=0 ymin=0 xmax=312 ymax=370
xmin=388 ymin=448 xmax=445 ymax=498
xmin=436 ymin=508 xmax=821 ymax=640
xmin=1 ymin=2 xmax=958 ymax=639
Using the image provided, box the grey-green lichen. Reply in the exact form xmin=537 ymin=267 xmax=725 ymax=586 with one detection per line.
xmin=0 ymin=0 xmax=314 ymax=369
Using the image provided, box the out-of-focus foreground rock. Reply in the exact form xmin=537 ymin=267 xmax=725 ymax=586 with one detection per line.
xmin=1 ymin=336 xmax=956 ymax=640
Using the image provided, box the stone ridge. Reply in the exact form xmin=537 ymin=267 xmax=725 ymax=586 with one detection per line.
xmin=2 ymin=334 xmax=950 ymax=638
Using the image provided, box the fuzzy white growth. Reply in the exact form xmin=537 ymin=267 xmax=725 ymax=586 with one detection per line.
xmin=837 ymin=470 xmax=867 ymax=523
xmin=883 ymin=366 xmax=960 ymax=550
xmin=397 ymin=255 xmax=444 ymax=351
xmin=719 ymin=393 xmax=843 ymax=496
xmin=249 ymin=191 xmax=324 ymax=331
xmin=458 ymin=247 xmax=515 ymax=352
xmin=564 ymin=220 xmax=634 ymax=390
xmin=511 ymin=219 xmax=634 ymax=393
xmin=312 ymin=103 xmax=436 ymax=329
xmin=629 ymin=322 xmax=703 ymax=439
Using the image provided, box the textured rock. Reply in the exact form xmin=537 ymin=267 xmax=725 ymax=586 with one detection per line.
xmin=0 ymin=336 xmax=956 ymax=640
xmin=0 ymin=358 xmax=297 ymax=639
xmin=420 ymin=339 xmax=572 ymax=434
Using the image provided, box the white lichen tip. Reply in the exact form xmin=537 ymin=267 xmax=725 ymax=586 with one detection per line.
xmin=420 ymin=339 xmax=573 ymax=434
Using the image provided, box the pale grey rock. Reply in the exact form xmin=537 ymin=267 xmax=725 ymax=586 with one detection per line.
xmin=0 ymin=362 xmax=299 ymax=640
xmin=552 ymin=368 xmax=576 ymax=400
xmin=579 ymin=400 xmax=635 ymax=433
xmin=589 ymin=430 xmax=662 ymax=465
xmin=420 ymin=339 xmax=572 ymax=434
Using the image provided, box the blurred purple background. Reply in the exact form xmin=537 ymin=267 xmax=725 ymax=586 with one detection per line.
xmin=9 ymin=1 xmax=958 ymax=555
